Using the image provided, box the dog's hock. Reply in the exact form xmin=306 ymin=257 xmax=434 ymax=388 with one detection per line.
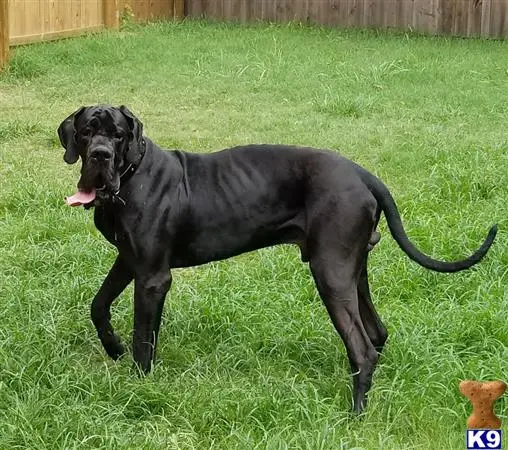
xmin=459 ymin=380 xmax=506 ymax=429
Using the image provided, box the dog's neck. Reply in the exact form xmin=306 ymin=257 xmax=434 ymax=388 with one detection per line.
xmin=120 ymin=138 xmax=147 ymax=184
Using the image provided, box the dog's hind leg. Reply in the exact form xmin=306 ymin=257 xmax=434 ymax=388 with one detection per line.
xmin=358 ymin=254 xmax=388 ymax=354
xmin=310 ymin=252 xmax=379 ymax=414
xmin=308 ymin=208 xmax=379 ymax=414
xmin=91 ymin=256 xmax=133 ymax=360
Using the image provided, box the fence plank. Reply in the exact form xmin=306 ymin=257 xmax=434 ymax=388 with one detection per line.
xmin=466 ymin=0 xmax=482 ymax=36
xmin=249 ymin=0 xmax=262 ymax=22
xmin=292 ymin=0 xmax=308 ymax=22
xmin=174 ymin=0 xmax=184 ymax=17
xmin=275 ymin=0 xmax=294 ymax=22
xmin=372 ymin=0 xmax=384 ymax=27
xmin=383 ymin=0 xmax=399 ymax=28
xmin=186 ymin=0 xmax=202 ymax=16
xmin=201 ymin=0 xmax=210 ymax=17
xmin=129 ymin=0 xmax=174 ymax=20
xmin=9 ymin=0 xmax=22 ymax=39
xmin=238 ymin=0 xmax=249 ymax=21
xmin=222 ymin=0 xmax=233 ymax=20
xmin=398 ymin=0 xmax=414 ymax=30
xmin=72 ymin=0 xmax=79 ymax=30
xmin=62 ymin=0 xmax=72 ymax=31
xmin=328 ymin=0 xmax=348 ymax=26
xmin=414 ymin=0 xmax=438 ymax=33
xmin=210 ymin=0 xmax=223 ymax=20
xmin=261 ymin=0 xmax=276 ymax=21
xmin=452 ymin=0 xmax=469 ymax=35
xmin=365 ymin=0 xmax=383 ymax=27
xmin=347 ymin=0 xmax=364 ymax=26
xmin=315 ymin=0 xmax=331 ymax=25
xmin=230 ymin=0 xmax=243 ymax=21
xmin=104 ymin=0 xmax=120 ymax=28
xmin=481 ymin=0 xmax=492 ymax=36
xmin=438 ymin=0 xmax=452 ymax=33
xmin=304 ymin=0 xmax=315 ymax=24
xmin=412 ymin=0 xmax=421 ymax=30
xmin=490 ymin=0 xmax=508 ymax=37
xmin=26 ymin=0 xmax=43 ymax=36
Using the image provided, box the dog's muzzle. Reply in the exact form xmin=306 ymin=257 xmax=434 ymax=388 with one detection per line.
xmin=89 ymin=146 xmax=113 ymax=163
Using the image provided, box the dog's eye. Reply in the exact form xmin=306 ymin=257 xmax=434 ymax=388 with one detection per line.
xmin=114 ymin=132 xmax=124 ymax=140
xmin=81 ymin=128 xmax=92 ymax=137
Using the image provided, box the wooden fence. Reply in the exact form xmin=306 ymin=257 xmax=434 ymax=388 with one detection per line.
xmin=185 ymin=0 xmax=508 ymax=38
xmin=9 ymin=0 xmax=104 ymax=45
xmin=0 ymin=0 xmax=184 ymax=68
xmin=1 ymin=1 xmax=506 ymax=69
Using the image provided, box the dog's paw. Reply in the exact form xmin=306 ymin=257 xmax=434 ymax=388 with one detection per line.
xmin=131 ymin=361 xmax=153 ymax=377
xmin=102 ymin=334 xmax=126 ymax=360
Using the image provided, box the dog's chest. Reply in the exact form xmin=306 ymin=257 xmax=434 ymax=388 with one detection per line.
xmin=93 ymin=207 xmax=129 ymax=248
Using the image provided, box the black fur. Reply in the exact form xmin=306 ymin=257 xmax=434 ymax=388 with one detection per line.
xmin=58 ymin=105 xmax=497 ymax=413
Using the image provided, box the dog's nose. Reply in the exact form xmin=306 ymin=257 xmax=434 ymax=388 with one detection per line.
xmin=90 ymin=147 xmax=112 ymax=162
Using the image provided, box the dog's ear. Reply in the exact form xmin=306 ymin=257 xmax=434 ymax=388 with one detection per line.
xmin=57 ymin=106 xmax=85 ymax=164
xmin=119 ymin=105 xmax=143 ymax=147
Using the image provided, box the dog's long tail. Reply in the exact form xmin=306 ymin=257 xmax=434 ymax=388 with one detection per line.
xmin=354 ymin=164 xmax=497 ymax=273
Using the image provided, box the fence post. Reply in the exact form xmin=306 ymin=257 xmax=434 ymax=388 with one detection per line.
xmin=0 ymin=0 xmax=8 ymax=70
xmin=104 ymin=0 xmax=120 ymax=29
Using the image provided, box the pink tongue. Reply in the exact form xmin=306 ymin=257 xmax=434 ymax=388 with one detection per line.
xmin=65 ymin=189 xmax=96 ymax=207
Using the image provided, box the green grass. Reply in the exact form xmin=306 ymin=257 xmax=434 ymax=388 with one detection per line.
xmin=0 ymin=19 xmax=507 ymax=449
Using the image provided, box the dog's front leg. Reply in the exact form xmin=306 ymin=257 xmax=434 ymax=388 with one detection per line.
xmin=91 ymin=255 xmax=133 ymax=360
xmin=132 ymin=269 xmax=172 ymax=374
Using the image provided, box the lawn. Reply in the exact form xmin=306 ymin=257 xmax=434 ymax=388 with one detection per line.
xmin=0 ymin=19 xmax=507 ymax=449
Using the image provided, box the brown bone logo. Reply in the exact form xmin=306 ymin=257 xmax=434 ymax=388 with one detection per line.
xmin=460 ymin=380 xmax=506 ymax=429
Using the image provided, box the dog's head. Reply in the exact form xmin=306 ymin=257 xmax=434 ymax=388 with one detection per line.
xmin=58 ymin=104 xmax=143 ymax=206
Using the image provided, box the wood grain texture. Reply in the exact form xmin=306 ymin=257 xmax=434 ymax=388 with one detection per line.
xmin=0 ymin=0 xmax=8 ymax=69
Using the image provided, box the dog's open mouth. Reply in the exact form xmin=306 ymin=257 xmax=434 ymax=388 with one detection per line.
xmin=65 ymin=172 xmax=120 ymax=207
xmin=65 ymin=173 xmax=107 ymax=207
xmin=65 ymin=188 xmax=97 ymax=207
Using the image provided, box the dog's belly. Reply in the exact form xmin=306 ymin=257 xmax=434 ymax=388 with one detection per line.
xmin=169 ymin=214 xmax=306 ymax=268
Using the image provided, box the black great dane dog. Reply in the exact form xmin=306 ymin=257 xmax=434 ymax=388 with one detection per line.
xmin=58 ymin=105 xmax=497 ymax=414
